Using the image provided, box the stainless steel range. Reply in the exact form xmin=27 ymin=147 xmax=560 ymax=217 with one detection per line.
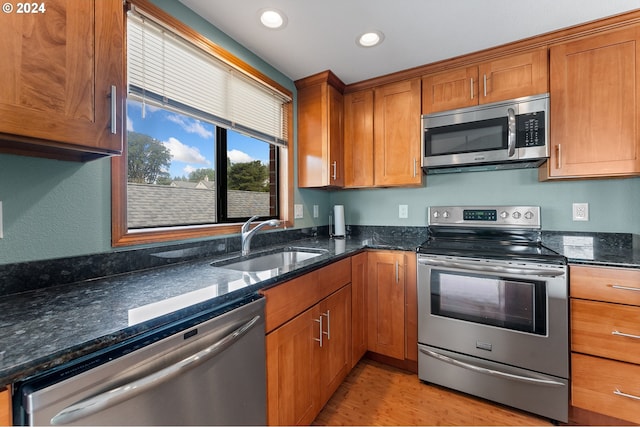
xmin=417 ymin=206 xmax=568 ymax=423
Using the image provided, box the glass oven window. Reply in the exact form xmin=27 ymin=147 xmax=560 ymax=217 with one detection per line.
xmin=431 ymin=270 xmax=547 ymax=335
xmin=425 ymin=117 xmax=508 ymax=156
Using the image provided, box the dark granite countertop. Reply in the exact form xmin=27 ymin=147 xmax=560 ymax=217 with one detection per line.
xmin=0 ymin=229 xmax=425 ymax=388
xmin=1 ymin=226 xmax=638 ymax=389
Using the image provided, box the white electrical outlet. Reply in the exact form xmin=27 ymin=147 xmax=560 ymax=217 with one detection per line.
xmin=399 ymin=204 xmax=408 ymax=219
xmin=313 ymin=205 xmax=319 ymax=218
xmin=294 ymin=204 xmax=304 ymax=219
xmin=572 ymin=203 xmax=589 ymax=221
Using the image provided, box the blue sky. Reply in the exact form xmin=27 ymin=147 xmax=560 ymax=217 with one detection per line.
xmin=127 ymin=100 xmax=270 ymax=179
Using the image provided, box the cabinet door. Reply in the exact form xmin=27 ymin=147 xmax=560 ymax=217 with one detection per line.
xmin=478 ymin=47 xmax=548 ymax=104
xmin=266 ymin=306 xmax=321 ymax=426
xmin=319 ymin=285 xmax=352 ymax=406
xmin=373 ymin=79 xmax=422 ymax=186
xmin=343 ymin=90 xmax=374 ymax=187
xmin=0 ymin=0 xmax=124 ymax=160
xmin=297 ymin=79 xmax=344 ymax=188
xmin=350 ymin=252 xmax=368 ymax=367
xmin=367 ymin=251 xmax=406 ymax=359
xmin=422 ymin=67 xmax=478 ymax=114
xmin=547 ymin=25 xmax=640 ymax=178
xmin=0 ymin=387 xmax=10 ymax=426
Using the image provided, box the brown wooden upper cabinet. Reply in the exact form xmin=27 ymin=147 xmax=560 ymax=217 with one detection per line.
xmin=542 ymin=24 xmax=640 ymax=179
xmin=0 ymin=0 xmax=125 ymax=161
xmin=296 ymin=71 xmax=345 ymax=188
xmin=422 ymin=47 xmax=548 ymax=114
xmin=342 ymin=79 xmax=422 ymax=188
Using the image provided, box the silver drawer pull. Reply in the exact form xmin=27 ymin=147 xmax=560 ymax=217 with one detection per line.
xmin=612 ymin=330 xmax=640 ymax=340
xmin=612 ymin=284 xmax=640 ymax=293
xmin=614 ymin=388 xmax=640 ymax=401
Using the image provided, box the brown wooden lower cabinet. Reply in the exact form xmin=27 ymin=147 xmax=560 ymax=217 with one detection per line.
xmin=572 ymin=353 xmax=640 ymax=424
xmin=0 ymin=387 xmax=10 ymax=426
xmin=350 ymin=252 xmax=368 ymax=368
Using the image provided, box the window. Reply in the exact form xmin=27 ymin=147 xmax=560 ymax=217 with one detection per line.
xmin=112 ymin=1 xmax=293 ymax=246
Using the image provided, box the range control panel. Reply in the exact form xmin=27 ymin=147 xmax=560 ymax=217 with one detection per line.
xmin=428 ymin=205 xmax=541 ymax=228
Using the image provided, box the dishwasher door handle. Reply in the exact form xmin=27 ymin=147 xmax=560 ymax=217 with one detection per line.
xmin=50 ymin=315 xmax=262 ymax=426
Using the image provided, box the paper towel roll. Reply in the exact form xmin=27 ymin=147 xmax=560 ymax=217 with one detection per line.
xmin=334 ymin=205 xmax=345 ymax=237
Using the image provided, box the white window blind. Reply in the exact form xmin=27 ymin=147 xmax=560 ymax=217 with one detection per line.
xmin=127 ymin=11 xmax=290 ymax=146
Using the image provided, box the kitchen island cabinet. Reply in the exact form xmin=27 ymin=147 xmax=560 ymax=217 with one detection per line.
xmin=422 ymin=47 xmax=548 ymax=114
xmin=295 ymin=71 xmax=345 ymax=188
xmin=262 ymin=258 xmax=352 ymax=426
xmin=0 ymin=387 xmax=9 ymax=426
xmin=543 ymin=24 xmax=640 ymax=179
xmin=570 ymin=264 xmax=640 ymax=425
xmin=0 ymin=0 xmax=124 ymax=162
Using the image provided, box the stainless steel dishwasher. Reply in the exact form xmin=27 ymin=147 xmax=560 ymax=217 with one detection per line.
xmin=14 ymin=296 xmax=266 ymax=426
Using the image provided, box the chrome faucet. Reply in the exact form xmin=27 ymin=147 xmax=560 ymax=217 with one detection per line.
xmin=241 ymin=215 xmax=280 ymax=256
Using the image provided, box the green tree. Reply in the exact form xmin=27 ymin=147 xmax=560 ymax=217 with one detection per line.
xmin=188 ymin=168 xmax=216 ymax=182
xmin=127 ymin=132 xmax=171 ymax=184
xmin=228 ymin=160 xmax=268 ymax=192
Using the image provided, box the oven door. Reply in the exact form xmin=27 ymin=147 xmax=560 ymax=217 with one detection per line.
xmin=417 ymin=254 xmax=568 ymax=378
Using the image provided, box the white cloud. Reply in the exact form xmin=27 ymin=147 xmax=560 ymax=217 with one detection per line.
xmin=163 ymin=137 xmax=210 ymax=165
xmin=183 ymin=165 xmax=197 ymax=175
xmin=166 ymin=115 xmax=213 ymax=139
xmin=126 ymin=115 xmax=134 ymax=132
xmin=227 ymin=149 xmax=254 ymax=164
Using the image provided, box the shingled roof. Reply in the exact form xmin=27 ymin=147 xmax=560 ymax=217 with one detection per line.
xmin=127 ymin=183 xmax=269 ymax=228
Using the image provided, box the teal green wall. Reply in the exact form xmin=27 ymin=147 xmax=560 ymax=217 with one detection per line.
xmin=0 ymin=1 xmax=637 ymax=265
xmin=329 ymin=169 xmax=640 ymax=233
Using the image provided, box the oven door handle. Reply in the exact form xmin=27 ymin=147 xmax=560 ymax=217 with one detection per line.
xmin=420 ymin=348 xmax=565 ymax=387
xmin=418 ymin=257 xmax=564 ymax=277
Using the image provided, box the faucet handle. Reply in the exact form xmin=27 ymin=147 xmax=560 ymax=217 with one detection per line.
xmin=242 ymin=215 xmax=260 ymax=233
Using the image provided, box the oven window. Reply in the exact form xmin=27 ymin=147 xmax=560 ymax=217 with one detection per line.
xmin=425 ymin=117 xmax=508 ymax=156
xmin=430 ymin=270 xmax=546 ymax=335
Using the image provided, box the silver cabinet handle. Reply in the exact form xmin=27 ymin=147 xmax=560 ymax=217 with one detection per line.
xmin=612 ymin=330 xmax=640 ymax=340
xmin=612 ymin=284 xmax=640 ymax=293
xmin=614 ymin=388 xmax=640 ymax=401
xmin=470 ymin=78 xmax=474 ymax=100
xmin=507 ymin=108 xmax=516 ymax=157
xmin=322 ymin=310 xmax=331 ymax=340
xmin=556 ymin=144 xmax=562 ymax=169
xmin=483 ymin=74 xmax=487 ymax=97
xmin=420 ymin=348 xmax=565 ymax=387
xmin=331 ymin=161 xmax=337 ymax=181
xmin=418 ymin=257 xmax=564 ymax=277
xmin=314 ymin=316 xmax=323 ymax=348
xmin=395 ymin=260 xmax=399 ymax=283
xmin=110 ymin=85 xmax=117 ymax=135
xmin=413 ymin=158 xmax=417 ymax=177
xmin=51 ymin=315 xmax=262 ymax=425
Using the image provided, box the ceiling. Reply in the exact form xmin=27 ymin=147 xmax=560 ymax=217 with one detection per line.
xmin=179 ymin=1 xmax=640 ymax=85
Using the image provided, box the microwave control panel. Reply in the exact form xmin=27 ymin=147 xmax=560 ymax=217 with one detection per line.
xmin=516 ymin=111 xmax=545 ymax=147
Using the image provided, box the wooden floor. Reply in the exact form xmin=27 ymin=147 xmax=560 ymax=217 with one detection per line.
xmin=313 ymin=358 xmax=552 ymax=426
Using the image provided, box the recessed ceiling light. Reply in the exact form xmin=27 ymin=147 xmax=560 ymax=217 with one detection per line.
xmin=259 ymin=9 xmax=287 ymax=29
xmin=357 ymin=30 xmax=384 ymax=47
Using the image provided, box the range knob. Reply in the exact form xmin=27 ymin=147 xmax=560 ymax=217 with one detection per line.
xmin=499 ymin=211 xmax=509 ymax=219
xmin=524 ymin=211 xmax=534 ymax=220
xmin=512 ymin=211 xmax=522 ymax=219
xmin=432 ymin=210 xmax=440 ymax=219
xmin=442 ymin=210 xmax=450 ymax=219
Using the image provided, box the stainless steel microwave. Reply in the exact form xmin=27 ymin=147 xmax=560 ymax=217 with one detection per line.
xmin=421 ymin=93 xmax=549 ymax=173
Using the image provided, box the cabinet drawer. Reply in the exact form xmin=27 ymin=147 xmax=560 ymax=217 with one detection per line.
xmin=571 ymin=299 xmax=640 ymax=364
xmin=0 ymin=387 xmax=10 ymax=426
xmin=570 ymin=265 xmax=640 ymax=306
xmin=262 ymin=258 xmax=352 ymax=333
xmin=572 ymin=353 xmax=640 ymax=424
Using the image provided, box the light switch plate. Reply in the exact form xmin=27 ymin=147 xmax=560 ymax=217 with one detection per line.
xmin=294 ymin=204 xmax=304 ymax=219
xmin=0 ymin=201 xmax=3 ymax=239
xmin=313 ymin=205 xmax=319 ymax=218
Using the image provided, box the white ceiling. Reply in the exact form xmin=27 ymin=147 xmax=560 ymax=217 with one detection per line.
xmin=179 ymin=0 xmax=640 ymax=85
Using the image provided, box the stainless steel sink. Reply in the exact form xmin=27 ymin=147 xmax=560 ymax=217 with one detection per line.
xmin=212 ymin=247 xmax=327 ymax=272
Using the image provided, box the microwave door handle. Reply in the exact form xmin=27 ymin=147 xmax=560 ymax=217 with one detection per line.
xmin=507 ymin=108 xmax=516 ymax=157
